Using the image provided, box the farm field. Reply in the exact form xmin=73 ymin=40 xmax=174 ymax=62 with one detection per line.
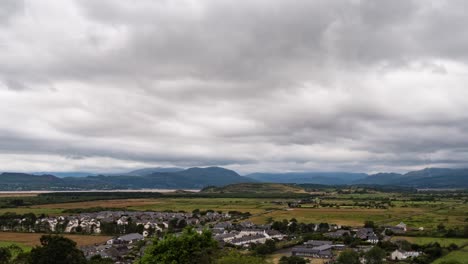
xmin=0 ymin=187 xmax=466 ymax=233
xmin=0 ymin=198 xmax=285 ymax=216
xmin=249 ymin=207 xmax=397 ymax=226
xmin=0 ymin=194 xmax=466 ymax=230
xmin=0 ymin=232 xmax=112 ymax=247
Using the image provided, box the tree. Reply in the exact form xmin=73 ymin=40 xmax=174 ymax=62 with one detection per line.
xmin=279 ymin=256 xmax=309 ymax=264
xmin=255 ymin=240 xmax=276 ymax=255
xmin=87 ymin=255 xmax=114 ymax=264
xmin=139 ymin=227 xmax=218 ymax=264
xmin=29 ymin=235 xmax=87 ymax=264
xmin=318 ymin=223 xmax=329 ymax=232
xmin=168 ymin=218 xmax=179 ymax=231
xmin=216 ymin=252 xmax=267 ymax=264
xmin=364 ymin=221 xmax=375 ymax=229
xmin=0 ymin=247 xmax=12 ymax=264
xmin=288 ymin=221 xmax=298 ymax=233
xmin=336 ymin=250 xmax=360 ymax=264
xmin=437 ymin=223 xmax=446 ymax=232
xmin=364 ymin=246 xmax=386 ymax=264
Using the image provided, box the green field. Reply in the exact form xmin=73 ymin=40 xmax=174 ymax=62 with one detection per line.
xmin=433 ymin=247 xmax=468 ymax=264
xmin=2 ymin=199 xmax=445 ymax=228
xmin=0 ymin=241 xmax=31 ymax=252
xmin=0 ymin=189 xmax=466 ymax=231
xmin=393 ymin=237 xmax=468 ymax=247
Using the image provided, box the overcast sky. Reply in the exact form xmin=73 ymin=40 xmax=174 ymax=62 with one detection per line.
xmin=1 ymin=0 xmax=468 ymax=174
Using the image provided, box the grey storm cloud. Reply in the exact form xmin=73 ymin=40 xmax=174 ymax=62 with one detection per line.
xmin=1 ymin=0 xmax=468 ymax=174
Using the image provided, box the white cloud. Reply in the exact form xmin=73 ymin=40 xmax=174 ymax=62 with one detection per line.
xmin=1 ymin=0 xmax=468 ymax=174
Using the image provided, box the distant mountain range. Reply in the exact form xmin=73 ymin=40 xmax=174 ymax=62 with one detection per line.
xmin=1 ymin=167 xmax=468 ymax=190
xmin=0 ymin=167 xmax=254 ymax=190
xmin=32 ymin=172 xmax=97 ymax=178
xmin=246 ymin=172 xmax=367 ymax=185
xmin=354 ymin=168 xmax=468 ymax=188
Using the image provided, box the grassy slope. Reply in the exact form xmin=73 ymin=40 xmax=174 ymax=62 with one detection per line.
xmin=433 ymin=247 xmax=468 ymax=264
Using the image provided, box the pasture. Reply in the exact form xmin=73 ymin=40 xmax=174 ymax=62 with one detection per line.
xmin=0 ymin=232 xmax=112 ymax=247
xmin=392 ymin=237 xmax=468 ymax=247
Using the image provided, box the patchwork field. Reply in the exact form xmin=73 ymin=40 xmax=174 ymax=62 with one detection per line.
xmin=0 ymin=198 xmax=285 ymax=216
xmin=0 ymin=232 xmax=112 ymax=247
xmin=0 ymin=192 xmax=466 ymax=230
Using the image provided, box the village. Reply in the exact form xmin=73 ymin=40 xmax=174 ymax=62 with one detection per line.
xmin=0 ymin=209 xmax=426 ymax=263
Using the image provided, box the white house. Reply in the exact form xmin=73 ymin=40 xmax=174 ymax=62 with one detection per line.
xmin=396 ymin=222 xmax=407 ymax=232
xmin=391 ymin=249 xmax=421 ymax=260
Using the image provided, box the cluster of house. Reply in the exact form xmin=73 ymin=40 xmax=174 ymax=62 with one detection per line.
xmin=34 ymin=210 xmax=231 ymax=234
xmin=323 ymin=227 xmax=381 ymax=244
xmin=79 ymin=219 xmax=287 ymax=262
xmin=390 ymin=249 xmax=421 ymax=260
xmin=81 ymin=233 xmax=146 ymax=264
xmin=213 ymin=228 xmax=285 ymax=246
xmin=290 ymin=223 xmax=411 ymax=261
xmin=384 ymin=222 xmax=408 ymax=234
xmin=291 ymin=239 xmax=421 ymax=262
xmin=292 ymin=240 xmax=345 ymax=259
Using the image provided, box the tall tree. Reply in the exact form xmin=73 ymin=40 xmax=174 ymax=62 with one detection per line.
xmin=0 ymin=247 xmax=12 ymax=264
xmin=364 ymin=246 xmax=386 ymax=264
xmin=336 ymin=250 xmax=360 ymax=264
xmin=29 ymin=235 xmax=87 ymax=264
xmin=139 ymin=227 xmax=218 ymax=264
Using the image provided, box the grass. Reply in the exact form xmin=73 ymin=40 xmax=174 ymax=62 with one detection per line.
xmin=392 ymin=237 xmax=468 ymax=247
xmin=249 ymin=207 xmax=426 ymax=226
xmin=0 ymin=232 xmax=112 ymax=247
xmin=0 ymin=193 xmax=465 ymax=231
xmin=0 ymin=241 xmax=31 ymax=252
xmin=433 ymin=246 xmax=468 ymax=264
xmin=201 ymin=183 xmax=307 ymax=194
xmin=2 ymin=198 xmax=286 ymax=216
xmin=0 ymin=207 xmax=64 ymax=215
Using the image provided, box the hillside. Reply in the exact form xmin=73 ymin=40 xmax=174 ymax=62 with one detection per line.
xmin=246 ymin=172 xmax=367 ymax=185
xmin=201 ymin=183 xmax=307 ymax=194
xmin=0 ymin=173 xmax=61 ymax=185
xmin=121 ymin=167 xmax=185 ymax=176
xmin=1 ymin=167 xmax=468 ymax=190
xmin=355 ymin=168 xmax=468 ymax=188
xmin=0 ymin=167 xmax=254 ymax=190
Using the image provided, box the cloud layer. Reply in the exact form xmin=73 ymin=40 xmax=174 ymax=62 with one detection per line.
xmin=1 ymin=0 xmax=468 ymax=174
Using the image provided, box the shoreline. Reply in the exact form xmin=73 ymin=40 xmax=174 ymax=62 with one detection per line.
xmin=0 ymin=189 xmax=200 ymax=194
